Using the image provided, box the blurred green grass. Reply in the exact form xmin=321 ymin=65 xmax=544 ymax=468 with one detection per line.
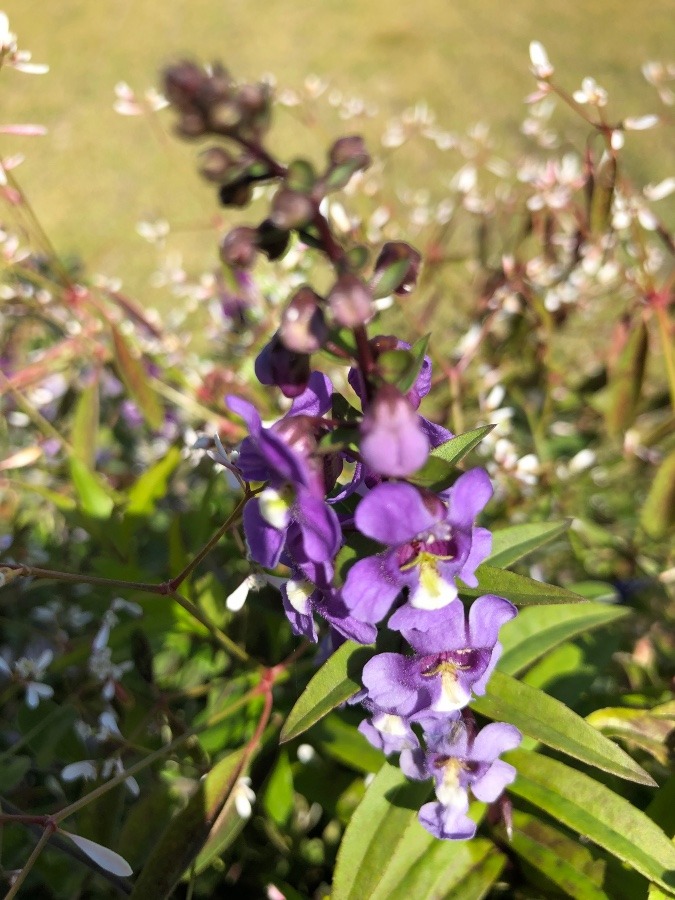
xmin=1 ymin=0 xmax=674 ymax=305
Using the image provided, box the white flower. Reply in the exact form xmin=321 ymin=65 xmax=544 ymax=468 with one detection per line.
xmin=573 ymin=77 xmax=608 ymax=107
xmin=62 ymin=760 xmax=98 ymax=782
xmin=529 ymin=41 xmax=554 ymax=79
xmin=225 ymin=573 xmax=267 ymax=612
xmin=644 ymin=177 xmax=675 ymax=202
xmin=233 ymin=776 xmax=255 ymax=818
xmin=623 ymin=115 xmax=659 ymax=131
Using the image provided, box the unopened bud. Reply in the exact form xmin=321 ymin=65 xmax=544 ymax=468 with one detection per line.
xmin=238 ymin=82 xmax=269 ymax=115
xmin=373 ymin=242 xmax=422 ymax=295
xmin=360 ymin=384 xmax=429 ymax=477
xmin=327 ymin=273 xmax=373 ymax=327
xmin=257 ymin=219 xmax=290 ymax=260
xmin=280 ymin=286 xmax=327 ymax=353
xmin=176 ymin=111 xmax=207 ymax=139
xmin=255 ymin=333 xmax=311 ymax=398
xmin=198 ymin=146 xmax=235 ymax=181
xmin=163 ymin=61 xmax=208 ymax=111
xmin=271 ymin=188 xmax=314 ymax=230
xmin=329 ymin=135 xmax=371 ymax=170
xmin=219 ymin=179 xmax=254 ymax=208
xmin=219 ymin=227 xmax=258 ymax=268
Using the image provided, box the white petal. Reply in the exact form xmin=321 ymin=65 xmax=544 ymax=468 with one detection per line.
xmin=61 ymin=831 xmax=133 ymax=876
xmin=529 ymin=41 xmax=553 ymax=78
xmin=644 ymin=177 xmax=675 ymax=201
xmin=623 ymin=115 xmax=659 ymax=131
xmin=62 ymin=761 xmax=97 ymax=782
xmin=226 ymin=578 xmax=251 ymax=612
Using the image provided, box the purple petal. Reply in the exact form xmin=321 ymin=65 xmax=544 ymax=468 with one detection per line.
xmin=289 ymin=372 xmax=333 ymax=417
xmin=392 ymin=601 xmax=468 ymax=655
xmin=360 ymin=385 xmax=429 ymax=477
xmin=447 ymin=468 xmax=493 ymax=528
xmin=362 ymin=653 xmax=435 ymax=717
xmin=418 ymin=801 xmax=476 ymax=841
xmin=420 ymin=417 xmax=454 ymax=448
xmin=355 ymin=482 xmax=442 ymax=545
xmin=257 ymin=429 xmax=310 ymax=487
xmin=315 ymin=590 xmax=378 ymax=645
xmin=471 ymin=722 xmax=522 ymax=762
xmin=293 ymin=489 xmax=341 ymax=563
xmin=243 ymin=499 xmax=285 ymax=567
xmin=457 ymin=526 xmax=492 ymax=587
xmin=399 ymin=746 xmax=430 ymax=780
xmin=341 ymin=554 xmax=403 ymax=624
xmin=227 ymin=395 xmax=262 ymax=438
xmin=281 ymin=586 xmax=317 ymax=642
xmin=467 ymin=595 xmax=518 ymax=648
xmin=471 ymin=759 xmax=518 ymax=803
xmin=359 ymin=714 xmax=419 ymax=755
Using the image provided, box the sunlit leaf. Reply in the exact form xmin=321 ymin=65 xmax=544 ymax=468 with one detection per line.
xmin=507 ymin=749 xmax=675 ymax=892
xmin=280 ymin=642 xmax=374 ymax=743
xmin=461 ymin=564 xmax=586 ymax=606
xmin=111 ymin=323 xmax=163 ymax=430
xmin=69 ymin=457 xmax=114 ymax=519
xmin=488 ymin=520 xmax=570 ymax=568
xmin=473 ymin=670 xmax=655 ymax=784
xmin=640 ymin=449 xmax=675 ymax=539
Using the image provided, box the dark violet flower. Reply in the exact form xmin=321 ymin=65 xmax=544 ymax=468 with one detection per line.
xmin=342 ymin=470 xmax=493 ymax=624
xmin=281 ymin=574 xmax=376 ymax=646
xmin=255 ymin=332 xmax=311 ymax=399
xmin=360 ymin=594 xmax=516 ymax=717
xmin=400 ymin=718 xmax=521 ymax=841
xmin=228 ymin=374 xmax=341 ymax=568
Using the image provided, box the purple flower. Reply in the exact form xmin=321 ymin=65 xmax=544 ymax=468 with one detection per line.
xmin=400 ymin=718 xmax=521 ymax=840
xmin=341 ymin=469 xmax=493 ymax=624
xmin=360 ymin=384 xmax=429 ymax=477
xmin=360 ymin=595 xmax=516 ymax=717
xmin=281 ymin=574 xmax=376 ymax=646
xmin=228 ymin=374 xmax=341 ymax=568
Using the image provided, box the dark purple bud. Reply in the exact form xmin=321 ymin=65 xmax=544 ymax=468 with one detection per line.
xmin=163 ymin=61 xmax=209 ymax=112
xmin=271 ymin=188 xmax=315 ymax=230
xmin=198 ymin=146 xmax=235 ymax=182
xmin=219 ymin=226 xmax=258 ymax=268
xmin=360 ymin=384 xmax=429 ymax=477
xmin=327 ymin=273 xmax=373 ymax=327
xmin=257 ymin=219 xmax=290 ymax=261
xmin=238 ymin=82 xmax=269 ymax=115
xmin=208 ymin=99 xmax=242 ymax=132
xmin=329 ymin=135 xmax=371 ymax=170
xmin=176 ymin=111 xmax=208 ymax=139
xmin=219 ymin=179 xmax=254 ymax=208
xmin=279 ymin=287 xmax=328 ymax=354
xmin=255 ymin=333 xmax=311 ymax=398
xmin=374 ymin=242 xmax=422 ymax=295
xmin=272 ymin=414 xmax=318 ymax=459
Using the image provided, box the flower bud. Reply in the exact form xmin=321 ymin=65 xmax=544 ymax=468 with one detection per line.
xmin=208 ymin=99 xmax=242 ymax=132
xmin=329 ymin=135 xmax=371 ymax=170
xmin=219 ymin=179 xmax=254 ymax=208
xmin=163 ymin=61 xmax=209 ymax=112
xmin=360 ymin=384 xmax=429 ymax=477
xmin=257 ymin=219 xmax=290 ymax=261
xmin=219 ymin=226 xmax=258 ymax=268
xmin=279 ymin=286 xmax=327 ymax=353
xmin=271 ymin=188 xmax=314 ymax=230
xmin=255 ymin=333 xmax=311 ymax=398
xmin=176 ymin=111 xmax=207 ymax=139
xmin=198 ymin=146 xmax=235 ymax=182
xmin=327 ymin=273 xmax=373 ymax=327
xmin=373 ymin=242 xmax=422 ymax=295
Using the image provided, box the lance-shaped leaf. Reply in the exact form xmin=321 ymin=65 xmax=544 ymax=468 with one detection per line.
xmin=331 ymin=762 xmax=432 ymax=900
xmin=111 ymin=323 xmax=163 ymax=430
xmin=640 ymin=449 xmax=675 ymax=539
xmin=408 ymin=425 xmax=495 ymax=492
xmin=71 ymin=378 xmax=100 ymax=468
xmin=130 ymin=749 xmax=245 ymax=899
xmin=587 ymin=706 xmax=675 ymax=767
xmin=280 ymin=642 xmax=373 ymax=743
xmin=487 ymin=520 xmax=570 ymax=569
xmin=506 ymin=749 xmax=675 ymax=894
xmin=472 ymin=670 xmax=655 ymax=785
xmin=69 ymin=457 xmax=114 ymax=519
xmin=605 ymin=317 xmax=648 ymax=437
xmin=498 ymin=602 xmax=630 ymax=676
xmin=460 ymin=564 xmax=586 ymax=606
xmin=126 ymin=446 xmax=183 ymax=517
xmin=501 ymin=810 xmax=610 ymax=899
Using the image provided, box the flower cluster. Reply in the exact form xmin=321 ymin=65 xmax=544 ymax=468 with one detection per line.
xmin=163 ymin=60 xmax=522 ymax=842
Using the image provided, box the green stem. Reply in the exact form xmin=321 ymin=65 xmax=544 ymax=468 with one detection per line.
xmin=654 ymin=304 xmax=675 ymax=413
xmin=4 ymin=823 xmax=55 ymax=900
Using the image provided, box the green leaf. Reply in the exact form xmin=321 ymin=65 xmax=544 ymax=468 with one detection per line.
xmin=263 ymin=750 xmax=295 ymax=826
xmin=441 ymin=848 xmax=507 ymax=900
xmin=126 ymin=446 xmax=182 ymax=517
xmin=371 ymin=257 xmax=411 ymax=299
xmin=473 ymin=670 xmax=655 ymax=785
xmin=69 ymin=457 xmax=114 ymax=519
xmin=508 ymin=750 xmax=675 ymax=893
xmin=331 ymin=762 xmax=431 ymax=900
xmin=488 ymin=521 xmax=570 ymax=568
xmin=388 ymin=334 xmax=430 ymax=395
xmin=71 ymin=378 xmax=99 ymax=468
xmin=130 ymin=749 xmax=245 ymax=899
xmin=280 ymin=642 xmax=373 ymax=743
xmin=408 ymin=426 xmax=495 ymax=492
xmin=587 ymin=706 xmax=675 ymax=767
xmin=111 ymin=323 xmax=163 ymax=430
xmin=605 ymin=317 xmax=648 ymax=437
xmin=641 ymin=449 xmax=675 ymax=539
xmin=286 ymin=158 xmax=316 ymax=193
xmin=368 ymin=809 xmax=492 ymax=900
xmin=498 ymin=602 xmax=630 ymax=676
xmin=313 ymin=713 xmax=385 ymax=774
xmin=0 ymin=755 xmax=31 ymax=791
xmin=461 ymin=564 xmax=586 ymax=606
xmin=504 ymin=810 xmax=610 ymax=899
xmin=325 ymin=159 xmax=364 ymax=192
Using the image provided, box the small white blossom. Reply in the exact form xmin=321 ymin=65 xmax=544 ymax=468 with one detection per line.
xmin=529 ymin=41 xmax=554 ymax=79
xmin=573 ymin=77 xmax=608 ymax=108
xmin=233 ymin=776 xmax=256 ymax=818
